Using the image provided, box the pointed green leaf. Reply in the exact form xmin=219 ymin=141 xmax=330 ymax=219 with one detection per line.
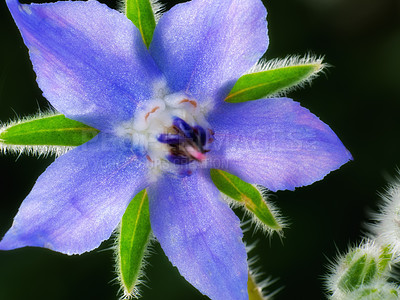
xmin=117 ymin=189 xmax=152 ymax=298
xmin=125 ymin=0 xmax=156 ymax=48
xmin=210 ymin=169 xmax=283 ymax=233
xmin=0 ymin=114 xmax=98 ymax=147
xmin=225 ymin=62 xmax=323 ymax=103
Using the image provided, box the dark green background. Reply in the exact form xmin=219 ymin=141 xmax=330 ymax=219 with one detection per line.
xmin=0 ymin=0 xmax=399 ymax=299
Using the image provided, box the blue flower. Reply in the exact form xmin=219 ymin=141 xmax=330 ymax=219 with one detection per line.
xmin=1 ymin=0 xmax=352 ymax=299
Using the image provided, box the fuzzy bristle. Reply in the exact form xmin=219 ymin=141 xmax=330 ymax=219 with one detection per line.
xmin=246 ymin=241 xmax=282 ymax=299
xmin=150 ymin=0 xmax=166 ymax=23
xmin=221 ymin=185 xmax=287 ymax=238
xmin=366 ymin=171 xmax=400 ymax=257
xmin=247 ymin=54 xmax=327 ymax=97
xmin=117 ymin=0 xmax=166 ymax=23
xmin=253 ymin=185 xmax=288 ymax=237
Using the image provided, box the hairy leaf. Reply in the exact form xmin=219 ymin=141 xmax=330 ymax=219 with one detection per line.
xmin=118 ymin=189 xmax=152 ymax=298
xmin=225 ymin=62 xmax=322 ymax=103
xmin=0 ymin=114 xmax=98 ymax=147
xmin=210 ymin=169 xmax=283 ymax=233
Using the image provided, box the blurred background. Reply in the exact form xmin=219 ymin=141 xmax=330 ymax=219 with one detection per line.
xmin=0 ymin=0 xmax=399 ymax=299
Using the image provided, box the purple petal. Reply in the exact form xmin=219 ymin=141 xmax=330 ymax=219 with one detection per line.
xmin=148 ymin=170 xmax=248 ymax=300
xmin=0 ymin=133 xmax=150 ymax=255
xmin=6 ymin=0 xmax=163 ymax=131
xmin=207 ymin=98 xmax=352 ymax=192
xmin=150 ymin=0 xmax=268 ymax=104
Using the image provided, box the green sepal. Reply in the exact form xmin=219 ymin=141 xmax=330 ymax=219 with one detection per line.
xmin=125 ymin=0 xmax=156 ymax=48
xmin=117 ymin=189 xmax=152 ymax=298
xmin=356 ymin=285 xmax=400 ymax=300
xmin=377 ymin=245 xmax=393 ymax=273
xmin=342 ymin=282 xmax=400 ymax=300
xmin=0 ymin=114 xmax=98 ymax=147
xmin=225 ymin=62 xmax=322 ymax=103
xmin=338 ymin=246 xmax=393 ymax=292
xmin=210 ymin=169 xmax=283 ymax=233
xmin=339 ymin=254 xmax=372 ymax=291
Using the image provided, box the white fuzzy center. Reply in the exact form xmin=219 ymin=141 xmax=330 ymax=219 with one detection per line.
xmin=115 ymin=83 xmax=211 ymax=176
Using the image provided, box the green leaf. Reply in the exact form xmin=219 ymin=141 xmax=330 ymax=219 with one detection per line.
xmin=210 ymin=169 xmax=284 ymax=233
xmin=0 ymin=114 xmax=98 ymax=147
xmin=225 ymin=60 xmax=323 ymax=103
xmin=125 ymin=0 xmax=156 ymax=48
xmin=338 ymin=245 xmax=392 ymax=293
xmin=117 ymin=189 xmax=152 ymax=298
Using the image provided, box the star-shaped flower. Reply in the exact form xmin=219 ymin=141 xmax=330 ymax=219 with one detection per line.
xmin=1 ymin=0 xmax=351 ymax=299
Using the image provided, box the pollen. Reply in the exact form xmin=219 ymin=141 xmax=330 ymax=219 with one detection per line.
xmin=179 ymin=99 xmax=198 ymax=108
xmin=144 ymin=106 xmax=160 ymax=121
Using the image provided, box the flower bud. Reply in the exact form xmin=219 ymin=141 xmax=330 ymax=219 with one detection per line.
xmin=326 ymin=240 xmax=393 ymax=298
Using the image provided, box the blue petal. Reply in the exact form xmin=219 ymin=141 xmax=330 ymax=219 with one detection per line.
xmin=6 ymin=0 xmax=163 ymax=131
xmin=148 ymin=170 xmax=248 ymax=300
xmin=207 ymin=98 xmax=352 ymax=192
xmin=150 ymin=0 xmax=268 ymax=104
xmin=0 ymin=133 xmax=150 ymax=255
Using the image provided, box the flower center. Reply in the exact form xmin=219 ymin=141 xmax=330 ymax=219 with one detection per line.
xmin=158 ymin=117 xmax=210 ymax=165
xmin=115 ymin=84 xmax=214 ymax=175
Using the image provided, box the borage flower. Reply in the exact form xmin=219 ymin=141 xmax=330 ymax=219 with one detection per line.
xmin=1 ymin=0 xmax=351 ymax=299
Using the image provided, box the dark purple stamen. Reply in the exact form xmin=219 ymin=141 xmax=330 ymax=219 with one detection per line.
xmin=159 ymin=117 xmax=213 ymax=165
xmin=157 ymin=134 xmax=185 ymax=145
xmin=173 ymin=117 xmax=195 ymax=140
xmin=193 ymin=125 xmax=207 ymax=147
xmin=166 ymin=154 xmax=192 ymax=165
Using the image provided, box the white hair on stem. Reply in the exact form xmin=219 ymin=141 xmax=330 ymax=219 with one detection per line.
xmin=149 ymin=0 xmax=166 ymax=23
xmin=367 ymin=170 xmax=400 ymax=258
xmin=0 ymin=109 xmax=73 ymax=158
xmin=246 ymin=241 xmax=283 ymax=299
xmin=247 ymin=54 xmax=328 ymax=97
